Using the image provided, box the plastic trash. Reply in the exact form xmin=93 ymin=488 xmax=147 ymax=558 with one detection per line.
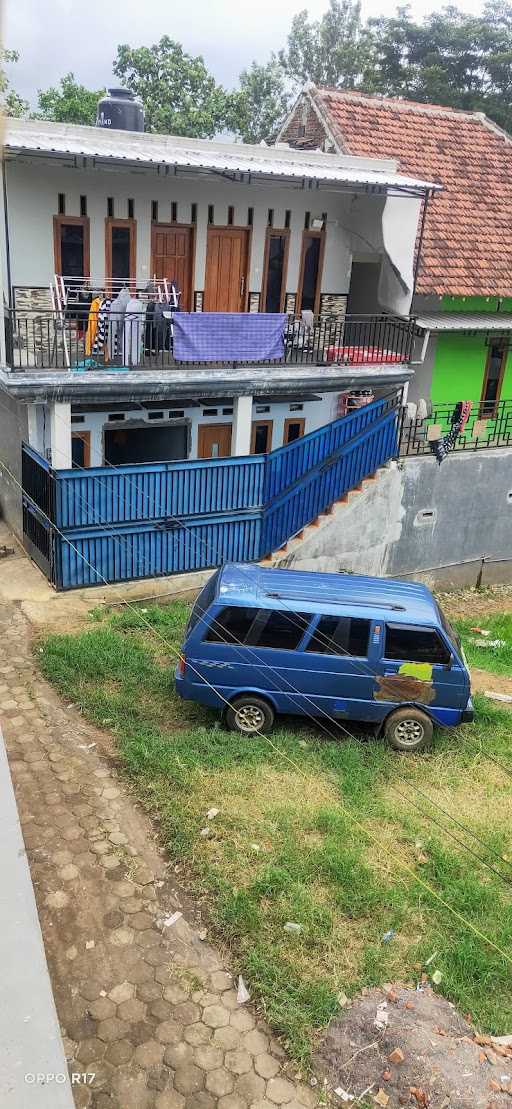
xmin=237 ymin=975 xmax=251 ymax=1004
xmin=284 ymin=922 xmax=302 ymax=934
xmin=382 ymin=929 xmax=396 ymax=943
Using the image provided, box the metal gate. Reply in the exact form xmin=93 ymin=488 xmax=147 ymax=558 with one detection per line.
xmin=21 ymin=392 xmax=401 ymax=590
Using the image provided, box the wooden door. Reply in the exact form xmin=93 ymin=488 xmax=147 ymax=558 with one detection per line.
xmin=251 ymin=420 xmax=273 ymax=454
xmin=203 ymin=228 xmax=250 ymax=312
xmin=71 ymin=430 xmax=91 ymax=468
xmin=105 ymin=218 xmax=136 ymax=287
xmin=197 ymin=423 xmax=232 ymax=458
xmin=151 ymin=224 xmax=194 ymax=310
xmin=283 ymin=417 xmax=305 ymax=445
xmin=54 ymin=215 xmax=90 ymax=279
xmin=297 ymin=230 xmax=325 ymax=315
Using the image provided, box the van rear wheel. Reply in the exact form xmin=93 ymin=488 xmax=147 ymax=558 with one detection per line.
xmin=226 ymin=695 xmax=274 ymax=736
xmin=385 ymin=707 xmax=433 ymax=752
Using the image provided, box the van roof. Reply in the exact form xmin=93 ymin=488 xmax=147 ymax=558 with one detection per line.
xmin=215 ymin=564 xmax=442 ymax=626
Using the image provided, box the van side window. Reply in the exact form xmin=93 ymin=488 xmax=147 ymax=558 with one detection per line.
xmin=205 ymin=606 xmax=257 ymax=644
xmin=384 ymin=625 xmax=451 ymax=664
xmin=250 ymin=610 xmax=310 ymax=650
xmin=305 ymin=615 xmax=370 ymax=657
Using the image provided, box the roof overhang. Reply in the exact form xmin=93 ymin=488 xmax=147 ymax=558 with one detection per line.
xmin=3 ymin=119 xmax=440 ymax=199
xmin=416 ymin=313 xmax=512 ymax=332
xmin=0 ymin=364 xmax=413 ymax=405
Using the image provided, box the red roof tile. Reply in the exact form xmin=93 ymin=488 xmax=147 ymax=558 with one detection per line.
xmin=310 ymin=87 xmax=512 ymax=297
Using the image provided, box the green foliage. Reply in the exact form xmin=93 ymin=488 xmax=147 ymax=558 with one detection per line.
xmin=34 ymin=73 xmax=103 ymax=125
xmin=113 ymin=36 xmax=228 ymax=137
xmin=279 ymin=0 xmax=373 ymax=88
xmin=229 ymin=59 xmax=291 ymax=143
xmin=0 ymin=48 xmax=29 ymax=118
xmin=456 ymin=613 xmax=512 ymax=676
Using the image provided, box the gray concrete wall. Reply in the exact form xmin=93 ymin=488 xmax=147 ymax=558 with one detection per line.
xmin=0 ymin=392 xmax=28 ymax=537
xmin=277 ymin=449 xmax=512 ymax=589
xmin=408 ymin=332 xmax=437 ymax=407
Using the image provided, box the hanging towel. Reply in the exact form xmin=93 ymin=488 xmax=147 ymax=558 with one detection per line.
xmin=429 ymin=400 xmax=472 ymax=464
xmin=173 ymin=312 xmax=287 ymax=363
xmin=85 ymin=296 xmax=102 ymax=356
xmin=108 ymin=287 xmax=131 ymax=359
xmin=122 ymin=298 xmax=146 ymax=366
xmin=92 ymin=297 xmax=112 ymax=358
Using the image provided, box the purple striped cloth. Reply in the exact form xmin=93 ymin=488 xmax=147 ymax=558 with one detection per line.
xmin=173 ymin=312 xmax=287 ymax=362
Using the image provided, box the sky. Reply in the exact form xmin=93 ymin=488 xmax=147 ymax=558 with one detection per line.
xmin=5 ymin=0 xmax=486 ymax=106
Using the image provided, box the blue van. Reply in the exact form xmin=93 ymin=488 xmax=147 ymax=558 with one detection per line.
xmin=175 ymin=564 xmax=473 ymax=751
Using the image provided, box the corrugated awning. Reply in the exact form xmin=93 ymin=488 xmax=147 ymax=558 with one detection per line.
xmin=417 ymin=313 xmax=512 ymax=331
xmin=3 ymin=119 xmax=440 ymax=197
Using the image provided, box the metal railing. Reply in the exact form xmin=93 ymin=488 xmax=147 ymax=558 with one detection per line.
xmin=5 ymin=310 xmax=417 ymax=372
xmin=399 ymin=398 xmax=512 ymax=455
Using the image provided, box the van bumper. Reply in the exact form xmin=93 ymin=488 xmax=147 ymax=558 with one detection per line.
xmin=461 ymin=698 xmax=474 ymax=723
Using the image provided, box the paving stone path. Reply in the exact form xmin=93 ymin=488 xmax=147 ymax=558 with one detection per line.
xmin=0 ymin=601 xmax=321 ymax=1109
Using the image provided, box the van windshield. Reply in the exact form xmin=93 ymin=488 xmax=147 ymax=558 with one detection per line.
xmin=187 ymin=573 xmax=218 ymax=634
xmin=438 ymin=604 xmax=462 ymax=653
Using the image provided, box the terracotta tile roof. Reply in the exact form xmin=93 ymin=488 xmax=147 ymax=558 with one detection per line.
xmin=309 ymin=87 xmax=512 ymax=297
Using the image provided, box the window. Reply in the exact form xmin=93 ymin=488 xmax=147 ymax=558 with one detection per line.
xmin=107 ymin=197 xmax=114 ymax=217
xmin=298 ymin=231 xmax=324 ymax=314
xmin=188 ymin=573 xmax=217 ymax=631
xmin=262 ymin=230 xmax=289 ymax=313
xmin=106 ymin=219 xmax=136 ymax=283
xmin=481 ymin=344 xmax=507 ymax=417
xmin=58 ymin=192 xmax=65 ymax=215
xmin=128 ymin=198 xmax=135 ymax=219
xmin=247 ymin=207 xmax=254 ymax=226
xmin=191 ymin=203 xmax=197 ymax=224
xmin=306 ymin=615 xmax=370 ymax=656
xmin=169 ymin=409 xmax=185 ymax=418
xmin=267 ymin=208 xmax=274 ymax=227
xmin=152 ymin=200 xmax=158 ymax=222
xmin=71 ymin=413 xmax=85 ymax=424
xmin=255 ymin=404 xmax=270 ymax=414
xmin=222 ymin=407 xmax=233 ymax=415
xmin=171 ymin=201 xmax=178 ymax=222
xmin=304 ymin=211 xmax=311 ymax=230
xmin=80 ymin=195 xmax=87 ymax=217
xmin=290 ymin=402 xmax=303 ymax=412
xmin=285 ymin=210 xmax=291 ymax=229
xmin=208 ymin=205 xmax=214 ymax=225
xmin=250 ymin=609 xmax=310 ymax=651
xmin=54 ymin=216 xmax=90 ymax=279
xmin=108 ymin=412 xmax=125 ymax=421
xmin=202 ymin=408 xmax=218 ymax=416
xmin=205 ymin=606 xmax=257 ymax=644
xmin=148 ymin=411 xmax=164 ymax=420
xmin=384 ymin=625 xmax=451 ymax=665
xmin=228 ymin=206 xmax=234 ymax=226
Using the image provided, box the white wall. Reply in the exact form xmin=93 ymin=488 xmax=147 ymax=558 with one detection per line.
xmin=6 ymin=158 xmax=357 ymax=298
xmin=63 ymin=392 xmax=338 ymax=467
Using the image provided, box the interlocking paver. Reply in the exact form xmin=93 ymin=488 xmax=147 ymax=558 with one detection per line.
xmin=0 ymin=600 xmax=320 ymax=1108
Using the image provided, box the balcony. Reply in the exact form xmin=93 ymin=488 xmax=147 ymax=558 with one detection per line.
xmin=5 ymin=310 xmax=417 ymax=373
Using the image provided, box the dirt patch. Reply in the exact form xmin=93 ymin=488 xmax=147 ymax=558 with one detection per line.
xmin=315 ymin=984 xmax=511 ymax=1107
xmin=471 ymin=668 xmax=512 ymax=707
xmin=440 ymin=588 xmax=512 ymax=622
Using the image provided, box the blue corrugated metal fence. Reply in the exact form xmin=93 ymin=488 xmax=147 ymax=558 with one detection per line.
xmin=21 ymin=393 xmax=400 ymax=589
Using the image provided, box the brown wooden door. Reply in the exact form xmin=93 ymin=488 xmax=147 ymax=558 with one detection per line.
xmin=151 ymin=224 xmax=194 ymax=310
xmin=283 ymin=417 xmax=305 ymax=445
xmin=251 ymin=420 xmax=273 ymax=454
xmin=197 ymin=423 xmax=232 ymax=458
xmin=203 ymin=228 xmax=250 ymax=312
xmin=71 ymin=431 xmax=91 ymax=468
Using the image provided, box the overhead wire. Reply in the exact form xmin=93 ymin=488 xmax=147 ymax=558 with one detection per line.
xmin=2 ymin=451 xmax=512 ymax=967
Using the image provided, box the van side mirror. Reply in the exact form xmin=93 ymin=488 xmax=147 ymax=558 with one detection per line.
xmin=443 ymin=653 xmax=454 ymax=671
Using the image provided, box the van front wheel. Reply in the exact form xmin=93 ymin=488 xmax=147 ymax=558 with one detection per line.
xmin=384 ymin=707 xmax=433 ymax=752
xmin=226 ymin=695 xmax=274 ymax=736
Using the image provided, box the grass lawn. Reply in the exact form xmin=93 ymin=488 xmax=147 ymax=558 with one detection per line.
xmin=39 ymin=599 xmax=512 ymax=1063
xmin=454 ymin=612 xmax=512 ymax=676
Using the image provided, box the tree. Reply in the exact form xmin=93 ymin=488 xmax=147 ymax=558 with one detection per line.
xmin=279 ymin=0 xmax=374 ymax=88
xmin=113 ymin=36 xmax=228 ymax=137
xmin=230 ymin=59 xmax=292 ymax=143
xmin=0 ymin=48 xmax=29 ymax=117
xmin=367 ymin=1 xmax=512 ymax=131
xmin=35 ymin=73 xmax=103 ymax=125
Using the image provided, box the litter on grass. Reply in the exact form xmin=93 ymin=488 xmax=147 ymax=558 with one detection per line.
xmin=206 ymin=807 xmax=219 ymax=820
xmin=284 ymin=921 xmax=303 ymax=934
xmin=237 ymin=975 xmax=251 ymax=1004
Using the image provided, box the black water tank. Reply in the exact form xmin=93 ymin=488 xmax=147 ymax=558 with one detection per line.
xmin=96 ymin=87 xmax=144 ymax=132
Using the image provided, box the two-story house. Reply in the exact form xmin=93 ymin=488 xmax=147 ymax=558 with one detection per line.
xmin=278 ymin=86 xmax=512 ymax=428
xmin=0 ymin=102 xmax=437 ymax=588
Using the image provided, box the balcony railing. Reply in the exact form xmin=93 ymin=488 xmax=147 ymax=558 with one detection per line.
xmin=4 ymin=310 xmax=417 ymax=373
xmin=399 ymin=398 xmax=512 ymax=455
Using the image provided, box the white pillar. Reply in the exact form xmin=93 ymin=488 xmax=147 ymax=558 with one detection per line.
xmin=26 ymin=404 xmax=41 ymax=451
xmin=50 ymin=401 xmax=72 ymax=469
xmin=231 ymin=394 xmax=253 ymax=456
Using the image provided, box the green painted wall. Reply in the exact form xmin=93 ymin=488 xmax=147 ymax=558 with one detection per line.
xmin=430 ymin=333 xmax=512 ymax=421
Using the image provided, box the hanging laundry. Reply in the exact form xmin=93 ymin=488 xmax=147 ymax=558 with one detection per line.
xmin=122 ymin=297 xmax=146 ymax=366
xmin=108 ymin=287 xmax=131 ymax=360
xmin=92 ymin=297 xmax=112 ymax=359
xmin=85 ymin=296 xmax=102 ymax=356
xmin=429 ymin=400 xmax=472 ymax=464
